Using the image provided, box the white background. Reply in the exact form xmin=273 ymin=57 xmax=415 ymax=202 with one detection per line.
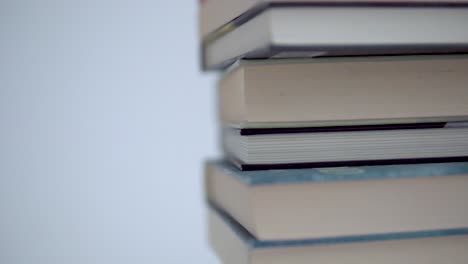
xmin=1 ymin=1 xmax=219 ymax=263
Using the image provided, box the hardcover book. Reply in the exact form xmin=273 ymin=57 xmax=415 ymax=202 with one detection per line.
xmin=206 ymin=161 xmax=468 ymax=240
xmin=209 ymin=203 xmax=468 ymax=264
xmin=218 ymin=56 xmax=468 ymax=129
xmin=200 ymin=0 xmax=468 ymax=38
xmin=202 ymin=2 xmax=468 ymax=69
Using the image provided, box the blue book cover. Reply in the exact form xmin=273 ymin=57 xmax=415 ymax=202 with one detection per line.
xmin=211 ymin=161 xmax=468 ymax=186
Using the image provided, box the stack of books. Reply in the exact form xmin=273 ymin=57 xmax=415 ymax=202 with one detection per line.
xmin=200 ymin=1 xmax=468 ymax=263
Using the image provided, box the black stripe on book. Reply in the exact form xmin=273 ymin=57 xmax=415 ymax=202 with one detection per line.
xmin=262 ymin=44 xmax=468 ymax=59
xmin=239 ymin=122 xmax=447 ymax=136
xmin=234 ymin=157 xmax=468 ymax=171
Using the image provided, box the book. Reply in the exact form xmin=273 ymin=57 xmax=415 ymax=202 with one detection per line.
xmin=202 ymin=3 xmax=468 ymax=69
xmin=209 ymin=202 xmax=468 ymax=264
xmin=219 ymin=56 xmax=468 ymax=129
xmin=199 ymin=0 xmax=468 ymax=38
xmin=206 ymin=161 xmax=468 ymax=240
xmin=223 ymin=123 xmax=468 ymax=170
